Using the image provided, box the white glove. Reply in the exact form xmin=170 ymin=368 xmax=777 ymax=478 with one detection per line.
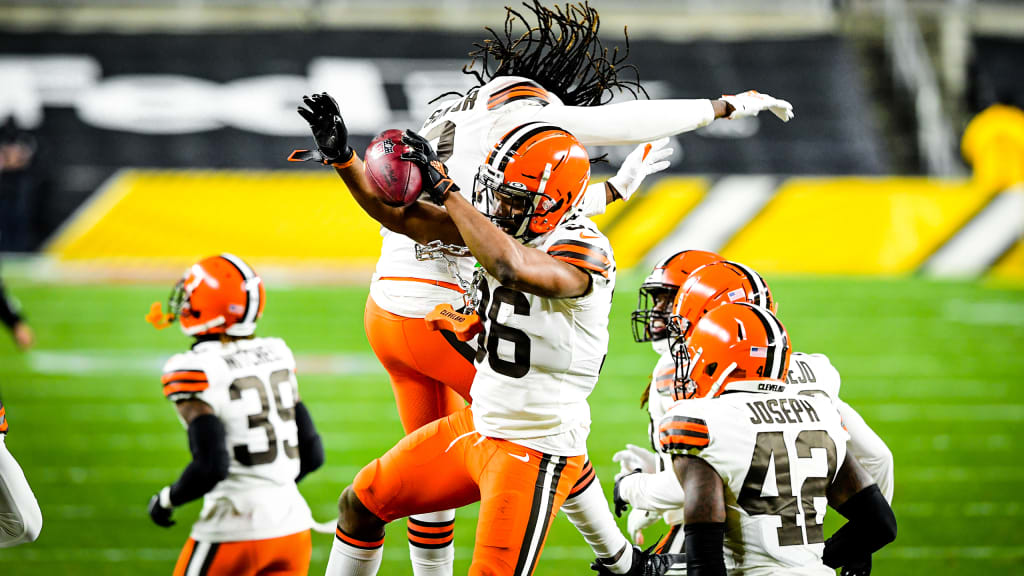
xmin=613 ymin=443 xmax=658 ymax=479
xmin=721 ymin=90 xmax=794 ymax=122
xmin=606 ymin=137 xmax=673 ymax=202
xmin=627 ymin=508 xmax=659 ymax=547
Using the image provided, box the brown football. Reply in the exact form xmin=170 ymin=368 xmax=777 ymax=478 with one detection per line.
xmin=364 ymin=129 xmax=423 ymax=207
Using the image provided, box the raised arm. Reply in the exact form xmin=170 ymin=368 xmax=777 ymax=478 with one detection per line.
xmin=294 ymin=92 xmax=463 ymax=246
xmin=535 ymin=91 xmax=794 ymax=147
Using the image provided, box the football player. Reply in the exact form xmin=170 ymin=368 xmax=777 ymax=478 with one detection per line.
xmin=295 ymin=3 xmax=793 ymax=573
xmin=650 ymin=302 xmax=897 ymax=575
xmin=0 ymin=265 xmax=34 ymax=350
xmin=613 ymin=261 xmax=895 ymax=573
xmin=319 ymin=123 xmax=669 ymax=576
xmin=610 ymin=250 xmax=723 ymax=558
xmin=0 ymin=400 xmax=43 ymax=547
xmin=145 ymin=254 xmax=325 ymax=576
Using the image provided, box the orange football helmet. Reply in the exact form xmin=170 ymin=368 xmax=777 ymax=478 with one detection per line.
xmin=147 ymin=253 xmax=265 ymax=337
xmin=670 ymin=260 xmax=776 ymax=342
xmin=671 ymin=302 xmax=791 ymax=400
xmin=473 ymin=122 xmax=590 ymax=241
xmin=631 ymin=249 xmax=722 ymax=344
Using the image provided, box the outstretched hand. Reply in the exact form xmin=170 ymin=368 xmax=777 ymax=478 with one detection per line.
xmin=292 ymin=92 xmax=354 ymax=166
xmin=721 ymin=90 xmax=794 ymax=122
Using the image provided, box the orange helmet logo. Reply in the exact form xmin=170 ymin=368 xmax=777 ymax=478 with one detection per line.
xmin=474 ymin=122 xmax=590 ymax=241
xmin=147 ymin=253 xmax=265 ymax=337
xmin=672 ymin=302 xmax=792 ymax=400
xmin=631 ymin=250 xmax=722 ymax=344
xmin=670 ymin=260 xmax=776 ymax=342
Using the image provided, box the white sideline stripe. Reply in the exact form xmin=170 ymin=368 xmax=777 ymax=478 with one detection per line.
xmin=922 ymin=186 xmax=1023 ymax=277
xmin=14 ymin=403 xmax=399 ymax=424
xmin=900 ymin=433 xmax=1013 ymax=452
xmin=25 ymin=350 xmax=385 ymax=376
xmin=855 ymin=403 xmax=1024 ymax=422
xmin=15 ymin=430 xmax=393 ymax=451
xmin=896 ymin=501 xmax=1024 ymax=517
xmin=642 ymin=175 xmax=777 ymax=269
xmin=942 ymin=298 xmax=1024 ymax=327
xmin=5 ymin=545 xmax=1023 ymax=563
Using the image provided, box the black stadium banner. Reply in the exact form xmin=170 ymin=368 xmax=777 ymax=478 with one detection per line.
xmin=0 ymin=30 xmax=887 ymax=246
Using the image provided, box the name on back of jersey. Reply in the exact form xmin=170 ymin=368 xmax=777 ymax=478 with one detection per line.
xmin=222 ymin=345 xmax=285 ymax=371
xmin=745 ymin=397 xmax=821 ymax=426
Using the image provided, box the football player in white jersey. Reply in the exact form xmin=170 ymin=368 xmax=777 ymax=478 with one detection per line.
xmin=0 ymin=400 xmax=43 ymax=548
xmin=612 ymin=260 xmax=895 ymax=574
xmin=320 ymin=123 xmax=676 ymax=576
xmin=296 ymin=4 xmax=793 ymax=573
xmin=608 ymin=250 xmax=723 ymax=559
xmin=653 ymin=302 xmax=896 ymax=576
xmin=145 ymin=253 xmax=325 ymax=576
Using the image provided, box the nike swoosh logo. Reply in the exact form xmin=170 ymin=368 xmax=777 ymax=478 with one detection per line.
xmin=580 ymin=234 xmax=599 ymax=239
xmin=508 ymin=452 xmax=530 ymax=463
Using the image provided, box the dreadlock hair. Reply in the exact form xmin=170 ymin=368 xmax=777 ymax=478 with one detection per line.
xmin=434 ymin=1 xmax=647 ymax=108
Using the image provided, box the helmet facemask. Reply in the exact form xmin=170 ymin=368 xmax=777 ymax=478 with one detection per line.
xmin=474 ymin=162 xmax=556 ymax=242
xmin=670 ymin=336 xmax=698 ymax=401
xmin=631 ymin=284 xmax=677 ymax=344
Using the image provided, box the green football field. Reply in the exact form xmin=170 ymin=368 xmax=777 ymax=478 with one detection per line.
xmin=1 ymin=274 xmax=1022 ymax=575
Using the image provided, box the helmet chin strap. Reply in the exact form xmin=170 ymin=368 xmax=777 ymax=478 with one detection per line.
xmin=703 ymin=362 xmax=738 ymax=398
xmin=183 ymin=316 xmax=226 ymax=336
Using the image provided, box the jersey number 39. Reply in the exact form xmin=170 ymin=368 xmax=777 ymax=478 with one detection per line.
xmin=229 ymin=369 xmax=300 ymax=466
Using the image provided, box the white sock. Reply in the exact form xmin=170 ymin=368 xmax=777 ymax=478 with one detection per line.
xmin=407 ymin=510 xmax=456 ymax=576
xmin=560 ymin=461 xmax=632 ymax=573
xmin=325 ymin=526 xmax=384 ymax=576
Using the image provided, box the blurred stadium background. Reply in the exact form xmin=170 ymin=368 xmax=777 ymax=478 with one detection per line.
xmin=0 ymin=0 xmax=1022 ymax=574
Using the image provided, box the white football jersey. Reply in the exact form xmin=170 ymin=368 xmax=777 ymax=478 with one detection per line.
xmin=162 ymin=337 xmax=313 ymax=543
xmin=784 ymin=352 xmax=894 ymax=502
xmin=470 ymin=216 xmax=615 ymax=457
xmin=645 ymin=352 xmax=686 ymax=526
xmin=371 ymin=76 xmax=594 ymax=318
xmin=658 ymin=390 xmax=849 ymax=576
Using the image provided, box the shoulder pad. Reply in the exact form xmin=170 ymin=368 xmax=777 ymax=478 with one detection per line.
xmin=658 ymin=409 xmax=710 ymax=454
xmin=161 ymin=353 xmax=210 ymax=402
xmin=484 ymin=77 xmax=551 ymax=111
xmin=545 ymin=222 xmax=613 ymax=279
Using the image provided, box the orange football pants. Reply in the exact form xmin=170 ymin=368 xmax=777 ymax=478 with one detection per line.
xmin=172 ymin=529 xmax=311 ymax=576
xmin=353 ymin=406 xmax=584 ymax=576
xmin=364 ymin=294 xmax=476 ymax=433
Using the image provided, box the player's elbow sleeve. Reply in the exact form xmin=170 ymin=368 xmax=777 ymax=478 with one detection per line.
xmin=294 ymin=402 xmax=324 ymax=482
xmin=170 ymin=414 xmax=229 ymax=506
xmin=684 ymin=522 xmax=728 ymax=576
xmin=823 ymin=484 xmax=897 ymax=568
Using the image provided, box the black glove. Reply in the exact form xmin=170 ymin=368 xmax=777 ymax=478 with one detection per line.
xmin=590 ymin=544 xmax=686 ymax=576
xmin=400 ymin=129 xmax=459 ymax=205
xmin=841 ymin=555 xmax=872 ymax=576
xmin=147 ymin=488 xmax=175 ymax=528
xmin=613 ymin=468 xmax=642 ymax=517
xmin=293 ymin=92 xmax=353 ymax=166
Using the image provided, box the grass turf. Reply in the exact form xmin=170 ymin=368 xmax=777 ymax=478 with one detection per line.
xmin=0 ymin=275 xmax=1022 ymax=575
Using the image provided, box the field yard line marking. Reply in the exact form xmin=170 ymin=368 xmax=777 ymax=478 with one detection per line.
xmin=25 ymin=350 xmax=384 ymax=376
xmin=896 ymin=501 xmax=1023 ymax=517
xmin=942 ymin=298 xmax=1024 ymax=327
xmin=882 ymin=546 xmax=1024 ymax=560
